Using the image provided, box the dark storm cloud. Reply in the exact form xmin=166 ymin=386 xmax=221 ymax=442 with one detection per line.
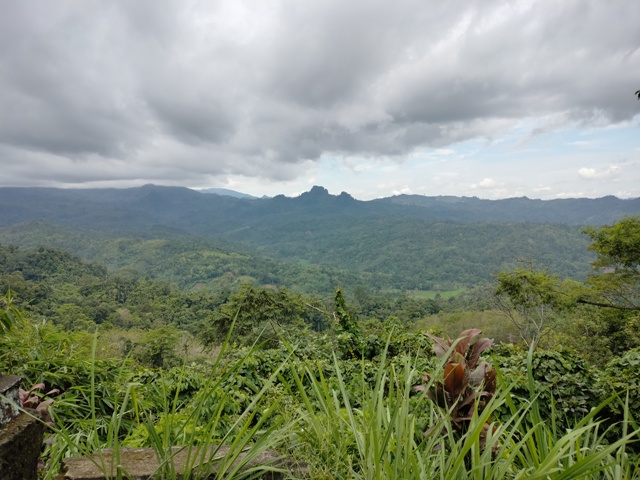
xmin=0 ymin=0 xmax=638 ymax=187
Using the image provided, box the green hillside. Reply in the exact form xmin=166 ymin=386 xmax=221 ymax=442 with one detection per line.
xmin=1 ymin=185 xmax=628 ymax=292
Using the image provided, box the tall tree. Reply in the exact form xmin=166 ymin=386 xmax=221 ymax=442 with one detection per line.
xmin=200 ymin=283 xmax=309 ymax=347
xmin=579 ymin=216 xmax=640 ymax=311
xmin=494 ymin=266 xmax=576 ymax=349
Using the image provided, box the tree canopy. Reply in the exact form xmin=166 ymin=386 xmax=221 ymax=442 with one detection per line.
xmin=494 ymin=266 xmax=576 ymax=349
xmin=199 ymin=283 xmax=313 ymax=347
xmin=579 ymin=216 xmax=640 ymax=311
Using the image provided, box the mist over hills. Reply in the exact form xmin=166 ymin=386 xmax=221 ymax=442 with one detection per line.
xmin=0 ymin=185 xmax=638 ymax=292
xmin=199 ymin=187 xmax=259 ymax=199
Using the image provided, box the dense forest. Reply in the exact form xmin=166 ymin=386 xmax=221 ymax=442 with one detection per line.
xmin=3 ymin=184 xmax=633 ymax=292
xmin=1 ymin=187 xmax=640 ymax=478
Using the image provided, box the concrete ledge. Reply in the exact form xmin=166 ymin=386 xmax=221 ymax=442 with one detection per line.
xmin=0 ymin=411 xmax=45 ymax=480
xmin=59 ymin=445 xmax=297 ymax=479
xmin=0 ymin=375 xmax=22 ymax=428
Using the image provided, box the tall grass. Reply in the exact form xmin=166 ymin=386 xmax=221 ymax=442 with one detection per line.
xmin=285 ymin=346 xmax=432 ymax=479
xmin=286 ymin=342 xmax=640 ymax=479
xmin=43 ymin=324 xmax=295 ymax=479
xmin=37 ymin=328 xmax=640 ymax=479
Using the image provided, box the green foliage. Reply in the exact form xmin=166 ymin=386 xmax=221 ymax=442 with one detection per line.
xmin=285 ymin=343 xmax=640 ymax=479
xmin=545 ymin=306 xmax=640 ymax=367
xmin=494 ymin=266 xmax=577 ymax=348
xmin=286 ymin=350 xmax=432 ymax=479
xmin=133 ymin=326 xmax=182 ymax=368
xmin=333 ymin=288 xmax=402 ymax=361
xmin=0 ymin=203 xmax=599 ymax=293
xmin=600 ymin=347 xmax=640 ymax=419
xmin=334 ymin=287 xmax=363 ymax=359
xmin=42 ymin=342 xmax=293 ymax=479
xmin=585 ymin=215 xmax=640 ymax=272
xmin=348 ymin=287 xmax=444 ymax=326
xmin=581 ymin=215 xmax=640 ymax=311
xmin=3 ymin=311 xmax=640 ymax=478
xmin=200 ymin=283 xmax=311 ymax=348
xmin=0 ymin=227 xmax=367 ymax=297
xmin=417 ymin=309 xmax=523 ymax=346
xmin=5 ymin=209 xmax=640 ymax=477
xmin=0 ymin=290 xmax=24 ymax=336
xmin=230 ymin=214 xmax=594 ymax=291
xmin=0 ymin=245 xmax=233 ymax=334
xmin=416 ymin=329 xmax=496 ymax=451
xmin=493 ymin=345 xmax=604 ymax=430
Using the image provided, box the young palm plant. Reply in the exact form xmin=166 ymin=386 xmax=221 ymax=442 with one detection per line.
xmin=415 ymin=329 xmax=497 ymax=451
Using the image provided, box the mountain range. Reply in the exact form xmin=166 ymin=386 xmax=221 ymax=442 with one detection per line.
xmin=1 ymin=184 xmax=637 ymax=231
xmin=0 ymin=185 xmax=638 ymax=292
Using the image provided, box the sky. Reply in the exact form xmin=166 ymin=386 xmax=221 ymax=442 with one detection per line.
xmin=1 ymin=1 xmax=639 ymax=200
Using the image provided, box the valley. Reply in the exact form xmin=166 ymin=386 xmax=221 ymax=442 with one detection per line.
xmin=1 ymin=185 xmax=639 ymax=478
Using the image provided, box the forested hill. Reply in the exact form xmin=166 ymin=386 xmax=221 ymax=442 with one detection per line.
xmin=0 ymin=185 xmax=638 ymax=233
xmin=0 ymin=185 xmax=638 ymax=291
xmin=376 ymin=193 xmax=640 ymax=224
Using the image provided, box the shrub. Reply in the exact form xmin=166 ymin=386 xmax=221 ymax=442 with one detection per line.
xmin=599 ymin=347 xmax=640 ymax=445
xmin=492 ymin=344 xmax=603 ymax=430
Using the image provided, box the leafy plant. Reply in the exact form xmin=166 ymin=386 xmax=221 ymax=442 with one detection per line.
xmin=581 ymin=215 xmax=640 ymax=311
xmin=284 ymin=339 xmax=433 ymax=479
xmin=415 ymin=328 xmax=497 ymax=450
xmin=333 ymin=287 xmax=363 ymax=359
xmin=601 ymin=347 xmax=640 ymax=413
xmin=598 ymin=347 xmax=640 ymax=447
xmin=493 ymin=344 xmax=604 ymax=432
xmin=0 ymin=290 xmax=24 ymax=336
xmin=333 ymin=287 xmax=388 ymax=360
xmin=19 ymin=382 xmax=60 ymax=426
xmin=39 ymin=321 xmax=295 ymax=479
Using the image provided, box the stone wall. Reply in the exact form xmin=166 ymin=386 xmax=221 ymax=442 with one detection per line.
xmin=58 ymin=446 xmax=298 ymax=480
xmin=1 ymin=375 xmax=302 ymax=480
xmin=0 ymin=375 xmax=45 ymax=480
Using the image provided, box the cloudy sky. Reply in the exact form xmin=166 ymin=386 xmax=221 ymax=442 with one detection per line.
xmin=1 ymin=1 xmax=639 ymax=200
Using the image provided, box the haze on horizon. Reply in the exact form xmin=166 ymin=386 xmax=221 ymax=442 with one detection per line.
xmin=1 ymin=1 xmax=639 ymax=201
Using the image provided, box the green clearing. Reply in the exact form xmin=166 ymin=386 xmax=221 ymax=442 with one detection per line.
xmin=407 ymin=288 xmax=467 ymax=300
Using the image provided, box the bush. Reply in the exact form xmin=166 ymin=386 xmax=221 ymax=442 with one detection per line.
xmin=492 ymin=344 xmax=603 ymax=429
xmin=599 ymin=347 xmax=640 ymax=426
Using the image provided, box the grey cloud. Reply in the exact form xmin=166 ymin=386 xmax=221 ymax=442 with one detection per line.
xmin=0 ymin=1 xmax=146 ymax=157
xmin=145 ymin=93 xmax=236 ymax=146
xmin=0 ymin=0 xmax=639 ymax=188
xmin=388 ymin=1 xmax=640 ymax=126
xmin=262 ymin=0 xmax=430 ymax=107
